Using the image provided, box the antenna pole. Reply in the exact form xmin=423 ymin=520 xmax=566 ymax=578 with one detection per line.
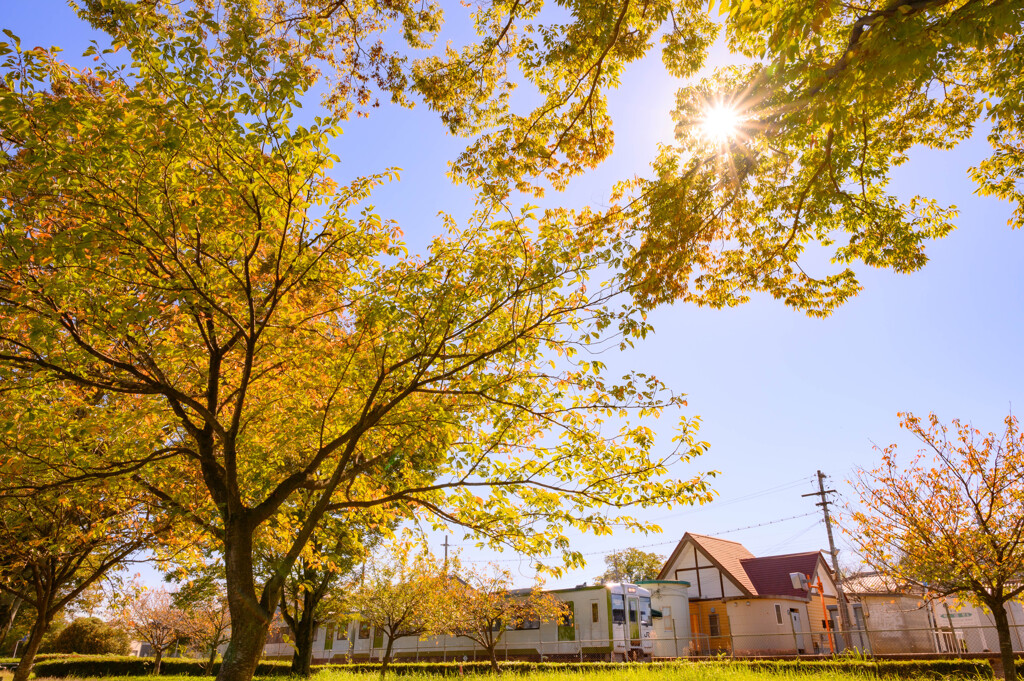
xmin=803 ymin=470 xmax=852 ymax=632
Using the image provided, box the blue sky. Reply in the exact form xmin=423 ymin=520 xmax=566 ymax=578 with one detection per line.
xmin=4 ymin=1 xmax=1022 ymax=590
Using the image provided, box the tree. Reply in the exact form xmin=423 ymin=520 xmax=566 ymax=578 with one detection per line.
xmin=346 ymin=540 xmax=446 ymax=678
xmin=595 ymin=548 xmax=664 ymax=584
xmin=0 ymin=451 xmax=160 ymax=681
xmin=0 ymin=7 xmax=713 ymax=681
xmin=48 ymin=617 xmax=129 ymax=655
xmin=848 ymin=412 xmax=1024 ymax=681
xmin=165 ymin=559 xmax=231 ymax=672
xmin=625 ymin=0 xmax=1022 ymax=314
xmin=177 ymin=590 xmax=231 ymax=673
xmin=275 ymin=509 xmax=380 ymax=677
xmin=120 ymin=587 xmax=187 ymax=676
xmin=443 ymin=566 xmax=566 ymax=673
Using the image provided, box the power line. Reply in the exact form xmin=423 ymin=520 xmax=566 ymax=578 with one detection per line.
xmin=456 ymin=511 xmax=819 ymax=564
xmin=650 ymin=476 xmax=815 ymax=522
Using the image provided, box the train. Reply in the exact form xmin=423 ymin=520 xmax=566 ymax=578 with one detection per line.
xmin=263 ymin=580 xmax=693 ymax=663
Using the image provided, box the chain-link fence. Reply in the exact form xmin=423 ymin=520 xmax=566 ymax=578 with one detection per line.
xmin=687 ymin=624 xmax=1024 ymax=659
xmin=304 ymin=625 xmax=1024 ymax=663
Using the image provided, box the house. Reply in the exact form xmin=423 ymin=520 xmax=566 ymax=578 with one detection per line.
xmin=657 ymin=533 xmax=842 ymax=656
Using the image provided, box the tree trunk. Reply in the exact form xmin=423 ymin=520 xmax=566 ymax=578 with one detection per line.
xmin=989 ymin=600 xmax=1016 ymax=681
xmin=208 ymin=644 xmax=218 ymax=674
xmin=488 ymin=644 xmax=500 ymax=673
xmin=12 ymin=609 xmax=49 ymax=681
xmin=289 ymin=615 xmax=314 ymax=678
xmin=379 ymin=635 xmax=395 ymax=679
xmin=153 ymin=646 xmax=164 ymax=676
xmin=216 ymin=521 xmax=279 ymax=681
xmin=0 ymin=594 xmax=22 ymax=646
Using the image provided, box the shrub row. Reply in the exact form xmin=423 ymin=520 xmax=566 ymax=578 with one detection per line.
xmin=23 ymin=655 xmax=1006 ymax=678
xmin=317 ymin=659 xmax=997 ymax=678
xmin=31 ymin=655 xmax=294 ymax=678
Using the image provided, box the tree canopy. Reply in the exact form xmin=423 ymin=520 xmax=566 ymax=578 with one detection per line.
xmin=0 ymin=5 xmax=711 ymax=681
xmin=595 ymin=548 xmax=664 ymax=584
xmin=626 ymin=0 xmax=1023 ymax=314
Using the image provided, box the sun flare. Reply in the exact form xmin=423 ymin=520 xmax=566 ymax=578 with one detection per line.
xmin=700 ymin=104 xmax=741 ymax=143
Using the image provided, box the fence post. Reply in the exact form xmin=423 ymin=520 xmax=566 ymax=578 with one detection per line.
xmin=944 ymin=603 xmax=961 ymax=654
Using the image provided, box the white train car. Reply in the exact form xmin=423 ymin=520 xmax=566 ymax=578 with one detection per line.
xmin=265 ymin=582 xmax=667 ymax=664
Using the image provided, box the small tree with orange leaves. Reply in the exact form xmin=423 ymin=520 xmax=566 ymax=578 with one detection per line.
xmin=849 ymin=412 xmax=1024 ymax=680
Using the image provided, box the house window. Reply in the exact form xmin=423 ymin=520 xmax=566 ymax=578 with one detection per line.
xmin=592 ymin=602 xmax=599 ymax=623
xmin=337 ymin=624 xmax=349 ymax=641
xmin=709 ymin=613 xmax=721 ymax=637
xmin=358 ymin=622 xmax=370 ymax=639
xmin=324 ymin=625 xmax=334 ymax=651
xmin=775 ymin=604 xmax=783 ymax=625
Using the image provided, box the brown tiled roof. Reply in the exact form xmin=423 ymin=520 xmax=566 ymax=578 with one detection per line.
xmin=689 ymin=534 xmax=758 ymax=595
xmin=740 ymin=552 xmax=824 ymax=598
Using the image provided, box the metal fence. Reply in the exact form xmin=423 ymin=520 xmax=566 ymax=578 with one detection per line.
xmin=309 ymin=625 xmax=1024 ymax=663
xmin=685 ymin=624 xmax=1024 ymax=659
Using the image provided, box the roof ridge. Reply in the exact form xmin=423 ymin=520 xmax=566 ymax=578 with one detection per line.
xmin=688 ymin=533 xmax=749 ymax=547
xmin=742 ymin=551 xmax=823 ymax=560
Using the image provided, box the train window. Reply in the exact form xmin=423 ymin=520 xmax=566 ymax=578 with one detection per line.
xmin=611 ymin=594 xmax=625 ymax=624
xmin=592 ymin=602 xmax=599 ymax=623
xmin=513 ymin=613 xmax=540 ymax=630
xmin=558 ymin=601 xmax=576 ymax=641
xmin=640 ymin=597 xmax=652 ymax=626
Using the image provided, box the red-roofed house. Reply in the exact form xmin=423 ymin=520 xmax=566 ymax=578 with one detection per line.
xmin=658 ymin=533 xmax=842 ymax=655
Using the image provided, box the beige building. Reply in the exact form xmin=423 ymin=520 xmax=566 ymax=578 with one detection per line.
xmin=658 ymin=533 xmax=842 ymax=656
xmin=843 ymin=572 xmax=1024 ymax=655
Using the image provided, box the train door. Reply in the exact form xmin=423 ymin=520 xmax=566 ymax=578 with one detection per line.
xmin=590 ymin=599 xmax=601 ymax=646
xmin=628 ymin=595 xmax=640 ymax=642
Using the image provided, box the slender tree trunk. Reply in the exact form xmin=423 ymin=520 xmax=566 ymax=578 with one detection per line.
xmin=216 ymin=521 xmax=280 ymax=681
xmin=153 ymin=646 xmax=164 ymax=675
xmin=488 ymin=644 xmax=500 ymax=673
xmin=208 ymin=644 xmax=218 ymax=674
xmin=13 ymin=611 xmax=50 ymax=681
xmin=379 ymin=635 xmax=395 ymax=679
xmin=0 ymin=594 xmax=22 ymax=646
xmin=989 ymin=600 xmax=1016 ymax=681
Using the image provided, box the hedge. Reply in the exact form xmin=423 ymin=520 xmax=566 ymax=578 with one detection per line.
xmin=316 ymin=659 xmax=998 ymax=678
xmin=30 ymin=656 xmax=294 ymax=678
xmin=21 ymin=656 xmax=1012 ymax=678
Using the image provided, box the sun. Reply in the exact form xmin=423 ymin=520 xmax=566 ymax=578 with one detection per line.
xmin=699 ymin=104 xmax=741 ymax=144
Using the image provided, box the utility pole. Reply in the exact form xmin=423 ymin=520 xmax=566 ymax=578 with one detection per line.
xmin=803 ymin=470 xmax=852 ymax=632
xmin=442 ymin=536 xmax=450 ymax=572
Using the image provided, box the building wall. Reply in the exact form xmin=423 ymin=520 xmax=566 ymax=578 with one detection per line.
xmin=857 ymin=594 xmax=935 ymax=654
xmin=688 ymin=599 xmax=732 ymax=654
xmin=727 ymin=598 xmax=807 ymax=655
xmin=668 ymin=541 xmax=745 ymax=600
xmin=644 ymin=581 xmax=691 ymax=658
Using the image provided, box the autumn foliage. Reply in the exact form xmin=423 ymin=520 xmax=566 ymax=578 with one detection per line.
xmin=849 ymin=412 xmax=1024 ymax=680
